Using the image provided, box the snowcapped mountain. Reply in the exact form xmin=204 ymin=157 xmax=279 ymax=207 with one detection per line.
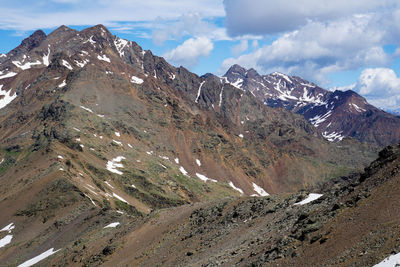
xmin=223 ymin=64 xmax=400 ymax=146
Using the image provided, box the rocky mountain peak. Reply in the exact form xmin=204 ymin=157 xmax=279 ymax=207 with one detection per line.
xmin=81 ymin=24 xmax=113 ymax=40
xmin=225 ymin=64 xmax=247 ymax=76
xmin=48 ymin=25 xmax=78 ymax=38
xmin=19 ymin=30 xmax=47 ymax=51
xmin=246 ymin=68 xmax=259 ymax=76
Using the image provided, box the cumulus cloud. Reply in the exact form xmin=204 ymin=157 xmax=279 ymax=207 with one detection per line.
xmin=224 ymin=0 xmax=398 ymax=36
xmin=336 ymin=68 xmax=400 ymax=110
xmin=152 ymin=13 xmax=229 ymax=45
xmin=231 ymin=40 xmax=248 ymax=56
xmin=251 ymin=40 xmax=259 ymax=49
xmin=163 ymin=37 xmax=214 ymax=69
xmin=220 ymin=15 xmax=392 ymax=84
xmin=356 ymin=68 xmax=400 ymax=96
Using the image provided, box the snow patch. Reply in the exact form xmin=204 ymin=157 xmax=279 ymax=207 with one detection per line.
xmin=83 ymin=36 xmax=96 ymax=45
xmin=104 ymin=222 xmax=120 ymax=228
xmin=106 ymin=156 xmax=126 ymax=175
xmin=113 ymin=140 xmax=123 ymax=146
xmin=252 ymin=182 xmax=269 ymax=197
xmin=294 ymin=193 xmax=323 ymax=205
xmin=18 ymin=248 xmax=61 ymax=267
xmin=1 ymin=223 xmax=14 ymax=232
xmin=231 ymin=78 xmax=244 ymax=88
xmin=309 ymin=111 xmax=332 ymax=127
xmin=114 ymin=131 xmax=120 ymax=137
xmin=239 ymin=134 xmax=244 ymax=138
xmin=196 ymin=173 xmax=217 ymax=183
xmin=0 ymin=85 xmax=17 ymax=110
xmin=196 ymin=159 xmax=201 ymax=166
xmin=13 ymin=60 xmax=41 ymax=70
xmin=373 ymin=252 xmax=400 ymax=267
xmin=229 ymin=181 xmax=244 ymax=194
xmin=0 ymin=72 xmax=17 ymax=80
xmin=0 ymin=235 xmax=13 ymax=248
xmin=131 ymin=76 xmax=144 ymax=84
xmin=104 ymin=181 xmax=114 ymax=188
xmin=75 ymin=58 xmax=89 ymax=68
xmin=219 ymin=86 xmax=224 ymax=107
xmin=351 ymin=103 xmax=366 ymax=113
xmin=113 ymin=193 xmax=128 ymax=204
xmin=42 ymin=47 xmax=50 ymax=66
xmin=322 ymin=131 xmax=344 ymax=142
xmin=58 ymin=80 xmax=67 ymax=88
xmin=174 ymin=158 xmax=179 ymax=164
xmin=195 ymin=81 xmax=205 ymax=103
xmin=300 ymin=87 xmax=326 ymax=105
xmin=84 ymin=186 xmax=98 ymax=196
xmin=114 ymin=37 xmax=129 ymax=57
xmin=84 ymin=194 xmax=96 ymax=206
xmin=272 ymin=72 xmax=292 ymax=83
xmin=61 ymin=60 xmax=73 ymax=70
xmin=179 ymin=166 xmax=188 ymax=176
xmin=97 ymin=54 xmax=111 ymax=63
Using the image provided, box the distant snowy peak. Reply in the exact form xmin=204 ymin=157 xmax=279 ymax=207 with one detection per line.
xmin=223 ymin=64 xmax=400 ymax=146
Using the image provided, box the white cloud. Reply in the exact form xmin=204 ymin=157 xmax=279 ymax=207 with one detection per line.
xmin=334 ymin=68 xmax=400 ymax=110
xmin=0 ymin=1 xmax=225 ymax=31
xmin=164 ymin=37 xmax=214 ymax=69
xmin=251 ymin=40 xmax=259 ymax=49
xmin=224 ymin=0 xmax=398 ymax=36
xmin=220 ymin=15 xmax=392 ymax=84
xmin=152 ymin=13 xmax=229 ymax=45
xmin=231 ymin=40 xmax=248 ymax=56
xmin=356 ymin=68 xmax=400 ymax=96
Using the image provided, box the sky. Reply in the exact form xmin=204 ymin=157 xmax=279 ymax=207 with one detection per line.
xmin=1 ymin=0 xmax=400 ymax=111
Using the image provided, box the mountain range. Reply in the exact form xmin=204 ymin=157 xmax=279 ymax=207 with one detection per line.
xmin=222 ymin=64 xmax=400 ymax=146
xmin=0 ymin=25 xmax=398 ymax=266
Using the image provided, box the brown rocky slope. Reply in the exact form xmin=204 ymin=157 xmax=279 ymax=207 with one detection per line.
xmin=0 ymin=25 xmax=382 ymax=266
